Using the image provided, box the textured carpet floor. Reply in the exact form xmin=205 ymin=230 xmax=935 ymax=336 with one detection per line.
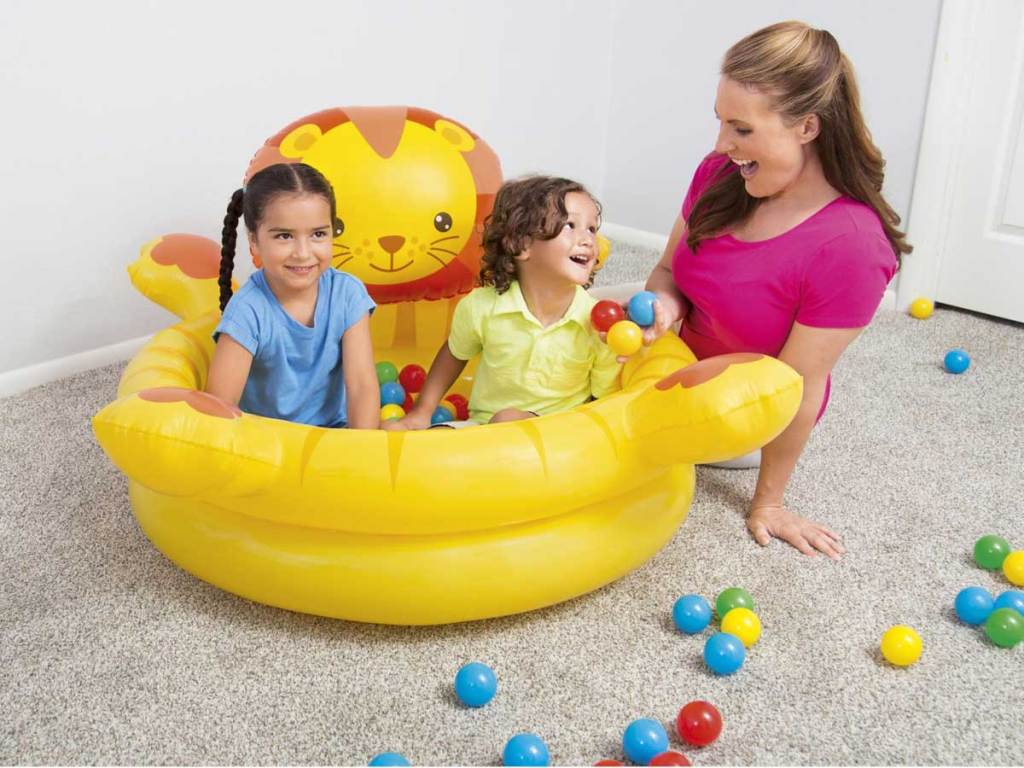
xmin=2 ymin=243 xmax=1023 ymax=765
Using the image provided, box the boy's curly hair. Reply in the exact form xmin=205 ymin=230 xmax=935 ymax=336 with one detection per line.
xmin=479 ymin=176 xmax=602 ymax=294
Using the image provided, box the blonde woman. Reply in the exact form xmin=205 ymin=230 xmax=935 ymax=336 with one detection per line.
xmin=641 ymin=22 xmax=912 ymax=559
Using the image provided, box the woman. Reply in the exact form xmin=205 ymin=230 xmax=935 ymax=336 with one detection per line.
xmin=642 ymin=21 xmax=911 ymax=559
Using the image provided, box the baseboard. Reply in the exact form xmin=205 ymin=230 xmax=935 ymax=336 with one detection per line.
xmin=0 ymin=335 xmax=151 ymax=399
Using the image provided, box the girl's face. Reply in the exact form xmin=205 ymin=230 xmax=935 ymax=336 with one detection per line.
xmin=713 ymin=76 xmax=817 ymax=199
xmin=248 ymin=193 xmax=334 ymax=294
xmin=519 ymin=192 xmax=600 ymax=288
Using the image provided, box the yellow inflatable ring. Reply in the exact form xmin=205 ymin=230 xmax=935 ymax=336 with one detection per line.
xmin=92 ymin=107 xmax=803 ymax=625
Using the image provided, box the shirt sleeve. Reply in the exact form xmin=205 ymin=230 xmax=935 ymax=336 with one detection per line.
xmin=447 ymin=291 xmax=484 ymax=361
xmin=589 ymin=334 xmax=622 ymax=399
xmin=796 ymin=231 xmax=898 ymax=328
xmin=340 ymin=274 xmax=376 ymax=333
xmin=213 ymin=292 xmax=261 ymax=355
xmin=682 ymin=152 xmax=733 ymax=221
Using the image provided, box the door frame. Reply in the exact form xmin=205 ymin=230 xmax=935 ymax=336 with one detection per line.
xmin=896 ymin=0 xmax=1021 ymax=311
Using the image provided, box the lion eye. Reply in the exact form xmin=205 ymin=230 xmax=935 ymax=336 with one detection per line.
xmin=334 ymin=217 xmax=345 ymax=237
xmin=433 ymin=212 xmax=452 ymax=232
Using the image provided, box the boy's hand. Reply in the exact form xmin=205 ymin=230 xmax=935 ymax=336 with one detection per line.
xmin=746 ymin=504 xmax=846 ymax=560
xmin=598 ymin=297 xmax=677 ymax=363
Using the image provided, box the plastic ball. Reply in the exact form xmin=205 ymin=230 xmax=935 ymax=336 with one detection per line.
xmin=721 ymin=607 xmax=762 ymax=647
xmin=880 ymin=625 xmax=923 ymax=667
xmin=593 ymin=762 xmax=623 ymax=767
xmin=380 ymin=404 xmax=405 ymax=422
xmin=430 ymin=405 xmax=455 ymax=425
xmin=974 ymin=535 xmax=1011 ymax=570
xmin=715 ymin=587 xmax=754 ymax=619
xmin=676 ymin=700 xmax=722 ymax=747
xmin=369 ymin=752 xmax=410 ymax=767
xmin=649 ymin=751 xmax=691 ymax=766
xmin=622 ymin=718 xmax=669 ymax=765
xmin=591 ymin=299 xmax=625 ymax=333
xmin=908 ymin=297 xmax=934 ymax=319
xmin=375 ymin=361 xmax=398 ymax=384
xmin=444 ymin=393 xmax=470 ymax=421
xmin=992 ymin=589 xmax=1024 ymax=617
xmin=502 ymin=733 xmax=550 ymax=767
xmin=398 ymin=364 xmax=426 ymax=394
xmin=402 ymin=393 xmax=414 ymax=411
xmin=943 ymin=349 xmax=970 ymax=374
xmin=1003 ymin=550 xmax=1024 ymax=586
xmin=672 ymin=594 xmax=712 ymax=634
xmin=454 ymin=661 xmax=497 ymax=708
xmin=380 ymin=381 xmax=406 ymax=406
xmin=626 ymin=290 xmax=658 ymax=328
xmin=703 ymin=632 xmax=746 ymax=675
xmin=606 ymin=321 xmax=643 ymax=356
xmin=954 ymin=586 xmax=994 ymax=625
xmin=984 ymin=607 xmax=1024 ymax=648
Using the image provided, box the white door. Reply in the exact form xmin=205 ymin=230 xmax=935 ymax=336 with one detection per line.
xmin=898 ymin=0 xmax=1024 ymax=323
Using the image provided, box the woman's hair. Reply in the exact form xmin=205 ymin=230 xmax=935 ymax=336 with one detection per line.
xmin=480 ymin=176 xmax=602 ymax=294
xmin=687 ymin=21 xmax=911 ymax=266
xmin=218 ymin=162 xmax=339 ymax=311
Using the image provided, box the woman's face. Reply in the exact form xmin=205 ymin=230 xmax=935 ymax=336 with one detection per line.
xmin=713 ymin=76 xmax=815 ymax=199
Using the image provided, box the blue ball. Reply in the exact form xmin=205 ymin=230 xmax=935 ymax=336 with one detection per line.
xmin=622 ymin=718 xmax=669 ymax=765
xmin=704 ymin=632 xmax=746 ymax=675
xmin=380 ymin=381 xmax=406 ymax=406
xmin=993 ymin=589 xmax=1024 ymax=617
xmin=943 ymin=349 xmax=970 ymax=374
xmin=955 ymin=586 xmax=995 ymax=625
xmin=672 ymin=594 xmax=712 ymax=634
xmin=627 ymin=290 xmax=658 ymax=327
xmin=369 ymin=752 xmax=410 ymax=767
xmin=502 ymin=733 xmax=550 ymax=767
xmin=430 ymin=405 xmax=455 ymax=425
xmin=454 ymin=661 xmax=497 ymax=707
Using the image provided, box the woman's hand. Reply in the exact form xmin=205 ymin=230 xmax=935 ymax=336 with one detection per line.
xmin=746 ymin=504 xmax=846 ymax=560
xmin=599 ymin=294 xmax=682 ymax=362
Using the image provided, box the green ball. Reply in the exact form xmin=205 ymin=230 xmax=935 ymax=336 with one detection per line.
xmin=716 ymin=587 xmax=754 ymax=619
xmin=974 ymin=535 xmax=1011 ymax=570
xmin=375 ymin=361 xmax=398 ymax=384
xmin=984 ymin=607 xmax=1024 ymax=648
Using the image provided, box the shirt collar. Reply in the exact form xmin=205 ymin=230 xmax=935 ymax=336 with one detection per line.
xmin=493 ymin=280 xmax=592 ymax=329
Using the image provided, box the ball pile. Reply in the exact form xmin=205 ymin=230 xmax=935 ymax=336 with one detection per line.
xmin=375 ymin=360 xmax=469 ymax=423
xmin=671 ymin=587 xmax=761 ymax=676
xmin=953 ymin=535 xmax=1024 ymax=649
xmin=591 ymin=290 xmax=659 ymax=357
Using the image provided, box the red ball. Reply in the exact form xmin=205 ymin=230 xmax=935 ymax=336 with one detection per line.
xmin=398 ymin=364 xmax=427 ymax=394
xmin=676 ymin=700 xmax=722 ymax=747
xmin=650 ymin=751 xmax=691 ymax=766
xmin=590 ymin=300 xmax=625 ymax=333
xmin=444 ymin=393 xmax=469 ymax=420
xmin=402 ymin=393 xmax=414 ymax=412
xmin=593 ymin=761 xmax=623 ymax=766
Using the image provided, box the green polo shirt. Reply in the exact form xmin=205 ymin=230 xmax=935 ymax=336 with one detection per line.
xmin=448 ymin=281 xmax=621 ymax=423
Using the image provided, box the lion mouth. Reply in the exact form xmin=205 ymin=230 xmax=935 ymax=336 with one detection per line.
xmin=368 ymin=257 xmax=414 ymax=273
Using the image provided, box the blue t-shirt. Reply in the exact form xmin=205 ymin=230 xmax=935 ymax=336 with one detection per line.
xmin=213 ymin=269 xmax=375 ymax=427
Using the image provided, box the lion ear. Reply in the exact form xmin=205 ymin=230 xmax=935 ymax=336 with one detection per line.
xmin=433 ymin=119 xmax=475 ymax=153
xmin=280 ymin=124 xmax=323 ymax=158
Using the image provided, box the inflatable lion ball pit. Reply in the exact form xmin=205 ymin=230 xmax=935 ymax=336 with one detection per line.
xmin=92 ymin=106 xmax=803 ymax=625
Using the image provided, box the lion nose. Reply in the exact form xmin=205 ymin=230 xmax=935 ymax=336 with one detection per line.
xmin=378 ymin=236 xmax=405 ymax=255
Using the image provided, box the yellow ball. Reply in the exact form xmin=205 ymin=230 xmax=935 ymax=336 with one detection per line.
xmin=721 ymin=607 xmax=762 ymax=647
xmin=606 ymin=320 xmax=643 ymax=356
xmin=908 ymin=297 xmax=934 ymax=320
xmin=380 ymin=404 xmax=405 ymax=421
xmin=1003 ymin=550 xmax=1024 ymax=586
xmin=880 ymin=625 xmax=922 ymax=667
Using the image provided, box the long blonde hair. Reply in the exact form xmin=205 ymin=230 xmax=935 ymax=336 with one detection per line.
xmin=687 ymin=21 xmax=911 ymax=266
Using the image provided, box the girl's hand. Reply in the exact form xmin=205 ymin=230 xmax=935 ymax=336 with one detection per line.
xmin=746 ymin=504 xmax=846 ymax=560
xmin=383 ymin=410 xmax=432 ymax=431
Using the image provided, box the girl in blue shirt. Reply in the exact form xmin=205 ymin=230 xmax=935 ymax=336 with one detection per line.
xmin=206 ymin=163 xmax=379 ymax=428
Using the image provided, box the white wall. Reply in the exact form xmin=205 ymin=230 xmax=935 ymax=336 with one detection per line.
xmin=0 ymin=0 xmax=940 ymax=383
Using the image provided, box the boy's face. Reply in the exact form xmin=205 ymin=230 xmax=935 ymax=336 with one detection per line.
xmin=518 ymin=192 xmax=599 ymax=287
xmin=248 ymin=193 xmax=334 ymax=295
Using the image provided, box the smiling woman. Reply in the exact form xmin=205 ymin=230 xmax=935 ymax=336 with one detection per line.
xmin=639 ymin=20 xmax=912 ymax=559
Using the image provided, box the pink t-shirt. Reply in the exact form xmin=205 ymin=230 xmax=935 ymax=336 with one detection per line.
xmin=673 ymin=152 xmax=898 ymax=416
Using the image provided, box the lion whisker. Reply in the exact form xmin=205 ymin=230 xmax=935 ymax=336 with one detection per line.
xmin=430 ymin=235 xmax=460 ymax=245
xmin=429 ymin=246 xmax=458 ymax=257
xmin=335 ymin=256 xmax=353 ymax=267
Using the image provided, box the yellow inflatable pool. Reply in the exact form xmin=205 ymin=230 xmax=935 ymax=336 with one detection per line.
xmin=92 ymin=106 xmax=803 ymax=624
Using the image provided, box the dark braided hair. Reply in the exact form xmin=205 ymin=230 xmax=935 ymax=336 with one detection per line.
xmin=480 ymin=176 xmax=601 ymax=294
xmin=218 ymin=162 xmax=340 ymax=312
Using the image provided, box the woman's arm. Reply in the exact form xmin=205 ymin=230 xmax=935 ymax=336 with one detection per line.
xmin=747 ymin=321 xmax=864 ymax=558
xmin=384 ymin=341 xmax=468 ymax=431
xmin=643 ymin=214 xmax=689 ymax=344
xmin=205 ymin=334 xmax=254 ymax=405
xmin=342 ymin=315 xmax=381 ymax=429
